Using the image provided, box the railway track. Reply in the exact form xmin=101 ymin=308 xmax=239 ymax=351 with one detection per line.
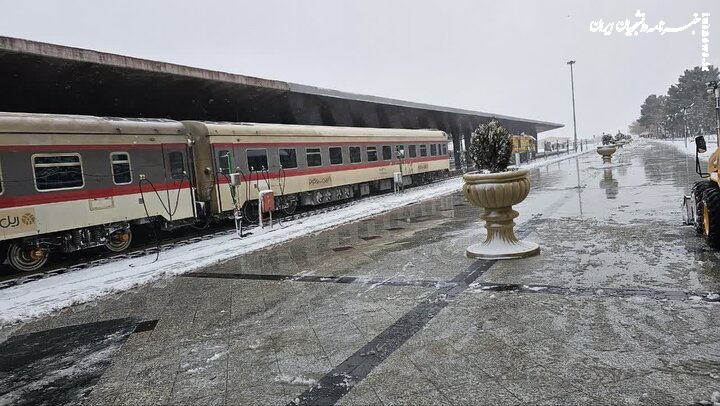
xmin=0 ymin=198 xmax=363 ymax=291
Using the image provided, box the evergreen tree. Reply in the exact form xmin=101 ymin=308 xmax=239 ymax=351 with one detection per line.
xmin=634 ymin=66 xmax=719 ymax=138
xmin=628 ymin=120 xmax=648 ymax=135
xmin=638 ymin=95 xmax=667 ymax=138
xmin=666 ymin=66 xmax=719 ymax=136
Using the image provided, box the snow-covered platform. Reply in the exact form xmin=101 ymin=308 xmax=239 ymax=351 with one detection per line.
xmin=2 ymin=142 xmax=720 ymax=405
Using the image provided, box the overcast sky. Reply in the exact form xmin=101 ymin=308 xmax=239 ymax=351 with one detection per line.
xmin=0 ymin=0 xmax=717 ymax=138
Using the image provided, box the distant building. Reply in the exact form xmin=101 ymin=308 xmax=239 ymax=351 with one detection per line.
xmin=540 ymin=136 xmax=570 ymax=152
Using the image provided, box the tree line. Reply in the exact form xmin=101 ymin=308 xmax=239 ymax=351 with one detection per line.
xmin=630 ymin=65 xmax=719 ymax=138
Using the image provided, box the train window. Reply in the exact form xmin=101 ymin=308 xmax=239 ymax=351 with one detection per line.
xmin=279 ymin=148 xmax=297 ymax=169
xmin=396 ymin=145 xmax=405 ymax=159
xmin=33 ymin=154 xmax=84 ymax=191
xmin=442 ymin=144 xmax=448 ymax=155
xmin=409 ymin=145 xmax=417 ymax=158
xmin=329 ymin=147 xmax=343 ymax=165
xmin=0 ymin=160 xmax=3 ymax=194
xmin=218 ymin=150 xmax=233 ymax=175
xmin=306 ymin=147 xmax=322 ymax=167
xmin=110 ymin=152 xmax=132 ymax=185
xmin=430 ymin=144 xmax=438 ymax=156
xmin=420 ymin=145 xmax=428 ymax=157
xmin=349 ymin=146 xmax=362 ymax=163
xmin=382 ymin=145 xmax=392 ymax=160
xmin=168 ymin=152 xmax=185 ymax=180
xmin=247 ymin=149 xmax=268 ymax=171
xmin=366 ymin=146 xmax=378 ymax=162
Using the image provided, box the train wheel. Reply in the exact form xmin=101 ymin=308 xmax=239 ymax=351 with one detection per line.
xmin=105 ymin=229 xmax=133 ymax=252
xmin=243 ymin=201 xmax=259 ymax=223
xmin=7 ymin=242 xmax=48 ymax=272
xmin=282 ymin=198 xmax=298 ymax=216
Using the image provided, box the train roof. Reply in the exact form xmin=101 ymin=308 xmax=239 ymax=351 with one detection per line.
xmin=183 ymin=121 xmax=448 ymax=140
xmin=0 ymin=112 xmax=186 ymax=136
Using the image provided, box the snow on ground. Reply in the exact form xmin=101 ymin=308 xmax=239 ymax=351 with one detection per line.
xmin=0 ymin=150 xmax=594 ymax=326
xmin=274 ymin=374 xmax=317 ymax=386
xmin=513 ymin=146 xmax=595 ymax=170
xmin=651 ymin=138 xmax=714 ymax=160
xmin=0 ymin=178 xmax=461 ymax=326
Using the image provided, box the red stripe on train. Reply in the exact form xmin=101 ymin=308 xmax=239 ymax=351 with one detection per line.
xmin=212 ymin=140 xmax=446 ymax=148
xmin=0 ymin=180 xmax=191 ymax=209
xmin=216 ymin=156 xmax=449 ymax=183
xmin=0 ymin=156 xmax=447 ymax=209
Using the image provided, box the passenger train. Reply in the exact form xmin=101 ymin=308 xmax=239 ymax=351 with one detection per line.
xmin=0 ymin=112 xmax=450 ymax=271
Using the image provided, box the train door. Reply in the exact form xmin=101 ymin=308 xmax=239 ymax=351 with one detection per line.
xmin=213 ymin=145 xmax=238 ymax=214
xmin=160 ymin=144 xmax=195 ymax=222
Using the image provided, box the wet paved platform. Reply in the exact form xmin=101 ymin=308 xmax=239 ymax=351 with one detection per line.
xmin=2 ymin=141 xmax=720 ymax=405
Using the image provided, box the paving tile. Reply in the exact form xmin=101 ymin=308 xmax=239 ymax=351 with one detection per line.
xmin=114 ymin=364 xmax=177 ymax=405
xmin=496 ymin=366 xmax=580 ymax=403
xmin=377 ymin=386 xmax=453 ymax=406
xmin=276 ymin=352 xmax=333 ymax=382
xmin=171 ymin=340 xmax=228 ymax=403
xmin=335 ymin=380 xmax=383 ymax=406
xmin=227 ymin=383 xmax=289 ymax=406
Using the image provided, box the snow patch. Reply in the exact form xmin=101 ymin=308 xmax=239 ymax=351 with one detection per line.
xmin=206 ymin=352 xmax=226 ymax=363
xmin=652 ymin=138 xmax=714 ymax=161
xmin=511 ymin=148 xmax=595 ymax=170
xmin=274 ymin=374 xmax=317 ymax=386
xmin=333 ymin=373 xmax=353 ymax=388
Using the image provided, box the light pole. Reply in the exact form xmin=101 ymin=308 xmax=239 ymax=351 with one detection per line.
xmin=567 ymin=60 xmax=578 ymax=152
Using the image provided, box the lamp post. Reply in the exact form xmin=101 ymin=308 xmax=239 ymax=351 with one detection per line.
xmin=567 ymin=60 xmax=578 ymax=152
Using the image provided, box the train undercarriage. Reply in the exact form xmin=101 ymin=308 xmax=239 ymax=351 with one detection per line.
xmin=2 ymin=223 xmax=132 ymax=272
xmin=240 ymin=169 xmax=449 ymax=222
xmin=2 ymin=169 xmax=449 ymax=272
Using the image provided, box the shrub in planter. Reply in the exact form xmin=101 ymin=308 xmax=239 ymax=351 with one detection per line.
xmin=468 ymin=119 xmax=513 ymax=173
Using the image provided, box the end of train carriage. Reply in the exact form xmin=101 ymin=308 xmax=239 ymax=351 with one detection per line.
xmin=0 ymin=112 xmax=195 ymax=271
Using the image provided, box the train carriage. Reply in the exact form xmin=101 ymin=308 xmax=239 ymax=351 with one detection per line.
xmin=184 ymin=121 xmax=450 ymax=221
xmin=0 ymin=112 xmax=450 ymax=272
xmin=0 ymin=113 xmax=195 ymax=271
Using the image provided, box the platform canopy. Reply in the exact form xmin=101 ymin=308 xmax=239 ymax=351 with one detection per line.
xmin=0 ymin=36 xmax=563 ymax=167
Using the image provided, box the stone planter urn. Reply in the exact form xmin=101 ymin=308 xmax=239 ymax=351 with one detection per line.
xmin=597 ymin=145 xmax=617 ymax=163
xmin=463 ymin=169 xmax=540 ymax=259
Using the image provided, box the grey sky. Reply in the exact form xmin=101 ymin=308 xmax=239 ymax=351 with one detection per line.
xmin=0 ymin=0 xmax=717 ymax=138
